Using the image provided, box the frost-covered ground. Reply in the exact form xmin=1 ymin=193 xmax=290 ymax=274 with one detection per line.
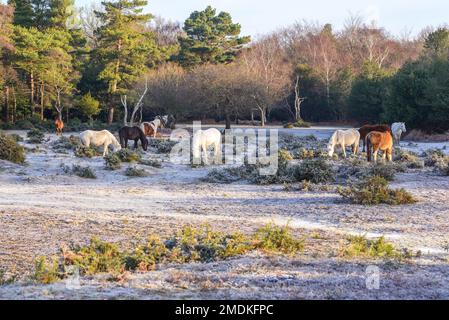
xmin=0 ymin=127 xmax=448 ymax=300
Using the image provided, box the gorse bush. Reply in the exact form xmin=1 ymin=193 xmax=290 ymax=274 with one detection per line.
xmin=38 ymin=224 xmax=304 ymax=282
xmin=253 ymin=223 xmax=304 ymax=255
xmin=394 ymin=149 xmax=424 ymax=169
xmin=75 ymin=146 xmax=100 ymax=158
xmin=62 ymin=164 xmax=97 ymax=179
xmin=148 ymin=139 xmax=176 ymax=153
xmin=33 ymin=256 xmax=61 ymax=284
xmin=338 ymin=176 xmax=417 ymax=205
xmin=116 ymin=149 xmax=141 ymax=162
xmin=9 ymin=133 xmax=23 ymax=142
xmin=52 ymin=135 xmax=81 ymax=152
xmin=293 ymin=158 xmax=335 ymax=184
xmin=125 ymin=166 xmax=149 ymax=177
xmin=27 ymin=129 xmax=45 ymax=143
xmin=340 ymin=235 xmax=402 ymax=260
xmin=0 ymin=133 xmax=26 ymax=164
xmin=138 ymin=159 xmax=162 ymax=168
xmin=283 ymin=119 xmax=311 ymax=128
xmin=104 ymin=153 xmax=122 ymax=170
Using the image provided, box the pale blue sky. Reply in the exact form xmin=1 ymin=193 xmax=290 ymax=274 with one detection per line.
xmin=5 ymin=0 xmax=448 ymax=38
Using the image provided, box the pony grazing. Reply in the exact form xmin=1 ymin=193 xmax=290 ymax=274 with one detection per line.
xmin=391 ymin=122 xmax=406 ymax=146
xmin=328 ymin=129 xmax=360 ymax=158
xmin=358 ymin=124 xmax=391 ymax=152
xmin=366 ymin=131 xmax=394 ymax=163
xmin=118 ymin=126 xmax=148 ymax=151
xmin=192 ymin=128 xmax=222 ymax=164
xmin=55 ymin=118 xmax=64 ymax=135
xmin=80 ymin=130 xmax=121 ymax=157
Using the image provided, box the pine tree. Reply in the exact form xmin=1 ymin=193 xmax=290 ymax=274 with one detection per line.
xmin=176 ymin=6 xmax=250 ymax=68
xmin=7 ymin=0 xmax=34 ymax=27
xmin=94 ymin=0 xmax=157 ymax=124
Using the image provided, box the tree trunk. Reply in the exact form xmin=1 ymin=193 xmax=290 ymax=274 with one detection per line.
xmin=251 ymin=110 xmax=255 ymax=126
xmin=259 ymin=107 xmax=266 ymax=127
xmin=225 ymin=112 xmax=231 ymax=130
xmin=108 ymin=107 xmax=114 ymax=125
xmin=40 ymin=81 xmax=44 ymax=120
xmin=3 ymin=86 xmax=10 ymax=123
xmin=12 ymin=86 xmax=16 ymax=123
xmin=30 ymin=72 xmax=34 ymax=115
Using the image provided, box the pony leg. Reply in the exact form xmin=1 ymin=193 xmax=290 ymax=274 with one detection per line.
xmin=202 ymin=143 xmax=208 ymax=164
xmin=387 ymin=149 xmax=393 ymax=162
xmin=373 ymin=149 xmax=378 ymax=163
xmin=103 ymin=144 xmax=108 ymax=157
xmin=342 ymin=144 xmax=347 ymax=158
xmin=134 ymin=139 xmax=138 ymax=149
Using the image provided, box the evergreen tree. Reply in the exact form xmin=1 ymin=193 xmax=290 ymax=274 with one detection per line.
xmin=7 ymin=0 xmax=34 ymax=27
xmin=176 ymin=6 xmax=250 ymax=67
xmin=94 ymin=0 xmax=157 ymax=123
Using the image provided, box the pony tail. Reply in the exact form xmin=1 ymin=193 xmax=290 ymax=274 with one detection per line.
xmin=366 ymin=133 xmax=372 ymax=162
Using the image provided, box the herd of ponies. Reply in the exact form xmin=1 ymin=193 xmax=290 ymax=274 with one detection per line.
xmin=64 ymin=115 xmax=407 ymax=163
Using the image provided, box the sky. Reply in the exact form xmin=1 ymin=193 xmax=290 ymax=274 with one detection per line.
xmin=19 ymin=0 xmax=449 ymax=38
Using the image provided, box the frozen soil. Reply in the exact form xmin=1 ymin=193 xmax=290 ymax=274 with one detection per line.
xmin=1 ymin=129 xmax=449 ymax=300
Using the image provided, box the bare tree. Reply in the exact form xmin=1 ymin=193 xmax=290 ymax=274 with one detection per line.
xmin=121 ymin=78 xmax=148 ymax=126
xmin=240 ymin=34 xmax=292 ymax=126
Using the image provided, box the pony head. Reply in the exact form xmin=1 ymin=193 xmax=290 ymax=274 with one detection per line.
xmin=113 ymin=139 xmax=122 ymax=152
xmin=142 ymin=137 xmax=148 ymax=151
xmin=400 ymin=122 xmax=406 ymax=132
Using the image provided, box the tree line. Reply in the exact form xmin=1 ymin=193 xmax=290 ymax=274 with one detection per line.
xmin=0 ymin=1 xmax=448 ymax=132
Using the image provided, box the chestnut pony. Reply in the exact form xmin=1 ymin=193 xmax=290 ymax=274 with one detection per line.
xmin=358 ymin=124 xmax=391 ymax=152
xmin=366 ymin=131 xmax=394 ymax=162
xmin=55 ymin=118 xmax=64 ymax=135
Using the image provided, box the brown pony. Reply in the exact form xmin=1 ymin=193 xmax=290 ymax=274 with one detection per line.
xmin=55 ymin=118 xmax=64 ymax=135
xmin=141 ymin=122 xmax=156 ymax=137
xmin=358 ymin=124 xmax=391 ymax=152
xmin=366 ymin=131 xmax=394 ymax=162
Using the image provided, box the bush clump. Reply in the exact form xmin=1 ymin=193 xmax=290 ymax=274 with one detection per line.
xmin=104 ymin=153 xmax=122 ymax=170
xmin=37 ymin=223 xmax=303 ymax=281
xmin=394 ymin=149 xmax=424 ymax=169
xmin=339 ymin=235 xmax=403 ymax=259
xmin=0 ymin=132 xmax=26 ymax=164
xmin=27 ymin=128 xmax=45 ymax=143
xmin=148 ymin=139 xmax=176 ymax=154
xmin=52 ymin=135 xmax=81 ymax=152
xmin=338 ymin=176 xmax=417 ymax=205
xmin=125 ymin=166 xmax=149 ymax=177
xmin=33 ymin=256 xmax=61 ymax=284
xmin=116 ymin=149 xmax=141 ymax=162
xmin=293 ymin=158 xmax=335 ymax=184
xmin=283 ymin=119 xmax=311 ymax=128
xmin=138 ymin=159 xmax=162 ymax=168
xmin=74 ymin=146 xmax=100 ymax=158
xmin=62 ymin=164 xmax=97 ymax=179
xmin=423 ymin=149 xmax=448 ymax=167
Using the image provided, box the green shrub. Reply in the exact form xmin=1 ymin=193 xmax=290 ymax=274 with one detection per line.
xmin=33 ymin=256 xmax=61 ymax=284
xmin=63 ymin=237 xmax=124 ymax=275
xmin=9 ymin=133 xmax=24 ymax=142
xmin=71 ymin=165 xmax=97 ymax=179
xmin=293 ymin=158 xmax=335 ymax=184
xmin=125 ymin=166 xmax=149 ymax=177
xmin=104 ymin=153 xmax=122 ymax=170
xmin=284 ymin=120 xmax=311 ymax=128
xmin=53 ymin=135 xmax=81 ymax=152
xmin=116 ymin=149 xmax=141 ymax=162
xmin=424 ymin=149 xmax=448 ymax=167
xmin=253 ymin=223 xmax=304 ymax=255
xmin=340 ymin=235 xmax=402 ymax=259
xmin=74 ymin=146 xmax=100 ymax=158
xmin=46 ymin=224 xmax=304 ymax=279
xmin=435 ymin=161 xmax=449 ymax=176
xmin=148 ymin=139 xmax=176 ymax=153
xmin=338 ymin=176 xmax=417 ymax=205
xmin=27 ymin=128 xmax=45 ymax=143
xmin=368 ymin=163 xmax=399 ymax=181
xmin=139 ymin=159 xmax=162 ymax=168
xmin=0 ymin=132 xmax=26 ymax=164
xmin=394 ymin=149 xmax=424 ymax=169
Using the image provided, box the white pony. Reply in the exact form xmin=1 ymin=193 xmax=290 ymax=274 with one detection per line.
xmin=192 ymin=128 xmax=222 ymax=164
xmin=79 ymin=130 xmax=121 ymax=156
xmin=391 ymin=122 xmax=406 ymax=146
xmin=328 ymin=129 xmax=360 ymax=158
xmin=140 ymin=115 xmax=169 ymax=138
